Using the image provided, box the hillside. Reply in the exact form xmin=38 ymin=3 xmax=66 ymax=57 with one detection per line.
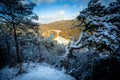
xmin=39 ymin=20 xmax=81 ymax=41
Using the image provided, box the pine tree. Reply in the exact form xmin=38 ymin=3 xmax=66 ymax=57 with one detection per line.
xmin=0 ymin=0 xmax=38 ymax=63
xmin=63 ymin=0 xmax=120 ymax=59
xmin=62 ymin=0 xmax=120 ymax=79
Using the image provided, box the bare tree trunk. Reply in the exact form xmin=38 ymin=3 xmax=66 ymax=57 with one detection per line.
xmin=13 ymin=23 xmax=21 ymax=63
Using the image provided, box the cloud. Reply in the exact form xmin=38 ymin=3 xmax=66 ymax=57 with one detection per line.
xmin=32 ymin=0 xmax=86 ymax=24
xmin=58 ymin=10 xmax=66 ymax=15
xmin=37 ymin=10 xmax=78 ymax=24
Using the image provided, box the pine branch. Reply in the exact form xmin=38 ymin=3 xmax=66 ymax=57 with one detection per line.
xmin=0 ymin=16 xmax=11 ymax=23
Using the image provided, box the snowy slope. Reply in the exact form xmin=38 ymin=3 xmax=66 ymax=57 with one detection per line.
xmin=0 ymin=63 xmax=75 ymax=80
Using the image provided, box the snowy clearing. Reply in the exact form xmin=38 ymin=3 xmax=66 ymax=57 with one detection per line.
xmin=0 ymin=63 xmax=75 ymax=80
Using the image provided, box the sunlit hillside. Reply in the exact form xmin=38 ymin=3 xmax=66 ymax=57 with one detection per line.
xmin=39 ymin=20 xmax=81 ymax=41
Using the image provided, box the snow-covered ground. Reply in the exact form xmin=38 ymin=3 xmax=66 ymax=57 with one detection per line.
xmin=0 ymin=62 xmax=75 ymax=80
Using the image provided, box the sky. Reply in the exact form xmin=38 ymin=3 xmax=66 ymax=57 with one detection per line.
xmin=22 ymin=0 xmax=116 ymax=24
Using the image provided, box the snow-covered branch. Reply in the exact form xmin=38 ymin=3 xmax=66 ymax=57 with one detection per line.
xmin=63 ymin=31 xmax=84 ymax=59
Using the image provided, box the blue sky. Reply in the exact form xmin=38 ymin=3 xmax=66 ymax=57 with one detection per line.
xmin=32 ymin=0 xmax=89 ymax=24
xmin=22 ymin=0 xmax=116 ymax=24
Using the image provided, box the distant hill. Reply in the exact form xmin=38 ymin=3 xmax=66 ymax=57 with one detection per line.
xmin=39 ymin=20 xmax=81 ymax=41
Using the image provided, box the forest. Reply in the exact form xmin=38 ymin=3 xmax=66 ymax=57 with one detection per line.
xmin=0 ymin=0 xmax=120 ymax=80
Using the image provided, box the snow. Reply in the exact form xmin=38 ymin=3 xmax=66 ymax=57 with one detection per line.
xmin=0 ymin=67 xmax=19 ymax=80
xmin=0 ymin=63 xmax=75 ymax=80
xmin=54 ymin=36 xmax=70 ymax=45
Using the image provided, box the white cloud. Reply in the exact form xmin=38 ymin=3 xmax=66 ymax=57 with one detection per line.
xmin=58 ymin=10 xmax=66 ymax=15
xmin=38 ymin=10 xmax=66 ymax=23
xmin=37 ymin=10 xmax=79 ymax=24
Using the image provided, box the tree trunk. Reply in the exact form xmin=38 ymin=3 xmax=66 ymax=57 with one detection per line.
xmin=13 ymin=23 xmax=21 ymax=63
xmin=13 ymin=24 xmax=24 ymax=74
xmin=5 ymin=34 xmax=10 ymax=55
xmin=0 ymin=45 xmax=5 ymax=68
